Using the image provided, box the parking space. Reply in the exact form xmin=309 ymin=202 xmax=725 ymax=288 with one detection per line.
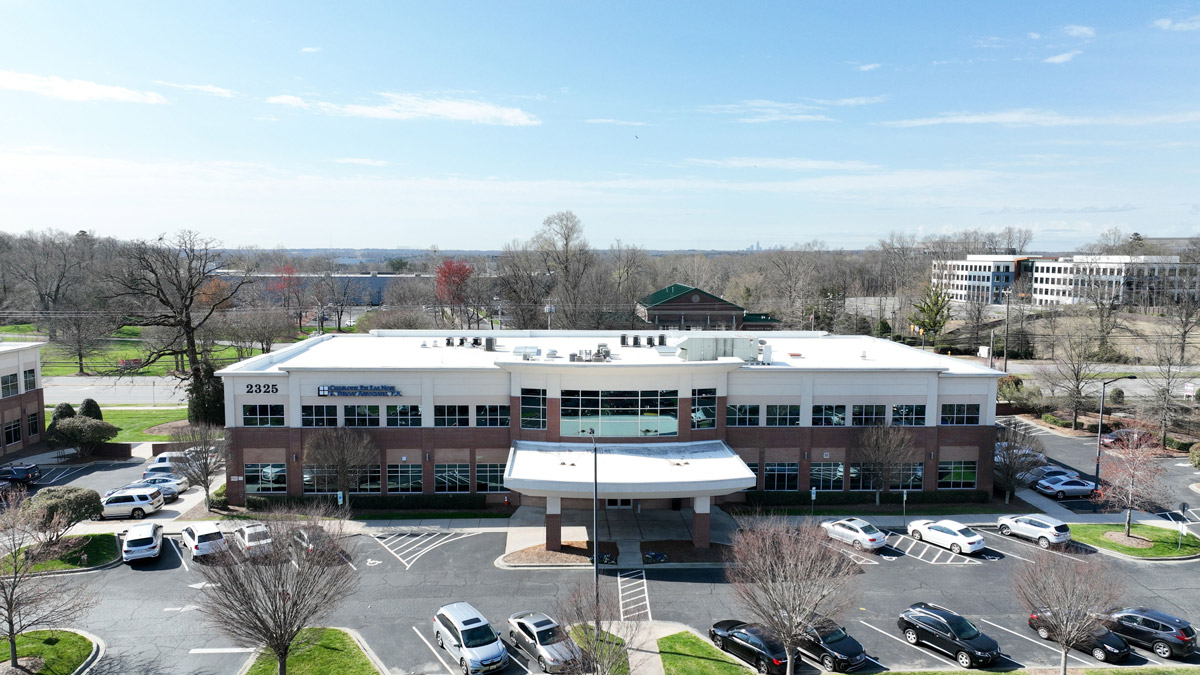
xmin=823 ymin=541 xmax=880 ymax=565
xmin=370 ymin=527 xmax=481 ymax=569
xmin=880 ymin=530 xmax=982 ymax=565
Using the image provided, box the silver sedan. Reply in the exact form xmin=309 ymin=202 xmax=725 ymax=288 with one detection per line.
xmin=820 ymin=517 xmax=887 ymax=552
xmin=507 ymin=611 xmax=581 ymax=673
xmin=1034 ymin=475 xmax=1097 ymax=499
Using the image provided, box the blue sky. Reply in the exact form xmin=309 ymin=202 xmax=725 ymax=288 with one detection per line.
xmin=1 ymin=2 xmax=1198 ymax=251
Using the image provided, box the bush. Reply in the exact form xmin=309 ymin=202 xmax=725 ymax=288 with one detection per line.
xmin=78 ymin=398 xmax=103 ymax=421
xmin=1190 ymin=445 xmax=1200 ymax=469
xmin=998 ymin=375 xmax=1023 ymax=391
xmin=1164 ymin=435 xmax=1191 ymax=451
xmin=744 ymin=489 xmax=989 ymax=507
xmin=209 ymin=495 xmax=229 ymax=510
xmin=23 ymin=487 xmax=102 ymax=545
xmin=1085 ymin=422 xmax=1121 ymax=434
xmin=1108 ymin=388 xmax=1125 ymax=405
xmin=47 ymin=416 xmax=118 ymax=458
xmin=245 ymin=496 xmax=270 ymax=511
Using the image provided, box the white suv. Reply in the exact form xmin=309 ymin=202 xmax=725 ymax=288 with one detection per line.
xmin=181 ymin=522 xmax=228 ymax=557
xmin=122 ymin=522 xmax=163 ymax=562
xmin=434 ymin=602 xmax=510 ymax=674
xmin=100 ymin=487 xmax=164 ymax=520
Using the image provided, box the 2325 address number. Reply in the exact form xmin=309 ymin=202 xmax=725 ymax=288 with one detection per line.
xmin=245 ymin=383 xmax=279 ymax=394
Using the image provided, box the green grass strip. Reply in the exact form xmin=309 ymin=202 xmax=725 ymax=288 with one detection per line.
xmin=245 ymin=627 xmax=377 ymax=675
xmin=1070 ymin=523 xmax=1200 ymax=557
xmin=2 ymin=534 xmax=120 ymax=574
xmin=13 ymin=629 xmax=93 ymax=675
xmin=60 ymin=407 xmax=191 ymax=442
xmin=659 ymin=631 xmax=748 ymax=675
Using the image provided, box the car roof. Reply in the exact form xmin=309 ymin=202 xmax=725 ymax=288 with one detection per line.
xmin=439 ymin=601 xmax=488 ymax=625
xmin=932 ymin=519 xmax=968 ymax=528
xmin=113 ymin=486 xmax=159 ymax=496
xmin=1020 ymin=514 xmax=1067 ymax=526
xmin=906 ymin=602 xmax=961 ymax=621
xmin=126 ymin=522 xmax=159 ymax=537
xmin=1121 ymin=608 xmax=1190 ymax=625
xmin=842 ymin=518 xmax=872 ymax=527
xmin=516 ymin=611 xmax=554 ymax=626
xmin=190 ymin=521 xmax=223 ymax=535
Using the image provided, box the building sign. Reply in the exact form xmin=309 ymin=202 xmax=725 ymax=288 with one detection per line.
xmin=318 ymin=385 xmax=403 ymax=397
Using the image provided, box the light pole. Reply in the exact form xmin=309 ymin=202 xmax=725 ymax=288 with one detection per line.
xmin=1002 ymin=288 xmax=1012 ymax=373
xmin=587 ymin=428 xmax=600 ymax=642
xmin=1094 ymin=375 xmax=1137 ymax=487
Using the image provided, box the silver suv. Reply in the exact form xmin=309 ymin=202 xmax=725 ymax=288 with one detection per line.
xmin=100 ymin=487 xmax=164 ymax=520
xmin=996 ymin=514 xmax=1071 ymax=548
xmin=433 ymin=602 xmax=510 ymax=674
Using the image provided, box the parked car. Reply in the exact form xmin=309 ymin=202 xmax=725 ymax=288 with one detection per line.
xmin=0 ymin=463 xmax=41 ymax=483
xmin=506 ymin=611 xmax=581 ymax=673
xmin=1035 ymin=475 xmax=1097 ymax=500
xmin=1018 ymin=466 xmax=1079 ymax=484
xmin=908 ymin=519 xmax=986 ymax=555
xmin=709 ymin=620 xmax=789 ymax=674
xmin=121 ymin=522 xmax=163 ymax=562
xmin=98 ymin=487 xmax=164 ymax=520
xmin=138 ymin=473 xmax=190 ymax=493
xmin=896 ymin=602 xmax=1000 ymax=668
xmin=796 ymin=616 xmax=867 ymax=672
xmin=291 ymin=526 xmax=339 ymax=557
xmin=181 ymin=522 xmax=228 ymax=558
xmin=142 ymin=463 xmax=180 ymax=480
xmin=152 ymin=451 xmax=188 ymax=465
xmin=1027 ymin=608 xmax=1129 ymax=662
xmin=821 ymin=518 xmax=887 ymax=552
xmin=1103 ymin=608 xmax=1196 ymax=659
xmin=106 ymin=481 xmax=179 ymax=503
xmin=994 ymin=442 xmax=1045 ymax=465
xmin=233 ymin=523 xmax=273 ymax=557
xmin=433 ymin=602 xmax=509 ymax=674
xmin=996 ymin=514 xmax=1072 ymax=548
xmin=1101 ymin=429 xmax=1154 ymax=448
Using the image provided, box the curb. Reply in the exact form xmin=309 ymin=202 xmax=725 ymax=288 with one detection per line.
xmin=29 ymin=534 xmax=124 ymax=578
xmin=335 ymin=626 xmax=388 ymax=674
xmin=494 ymin=554 xmax=732 ymax=571
xmin=1081 ymin=542 xmax=1200 ymax=563
xmin=235 ymin=647 xmax=264 ymax=675
xmin=67 ymin=627 xmax=105 ymax=675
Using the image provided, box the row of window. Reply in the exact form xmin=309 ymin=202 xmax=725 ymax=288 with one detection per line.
xmin=244 ymin=462 xmax=507 ymax=494
xmin=0 ymin=370 xmax=37 ymax=399
xmin=1 ymin=414 xmax=40 ymax=446
xmin=247 ymin=401 xmax=982 ymax=429
xmin=747 ymin=460 xmax=976 ymax=491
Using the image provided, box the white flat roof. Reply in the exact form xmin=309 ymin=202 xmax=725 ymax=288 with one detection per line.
xmin=503 ymin=440 xmax=755 ymax=499
xmin=215 ymin=330 xmax=1003 ymax=378
xmin=0 ymin=341 xmax=45 ymax=355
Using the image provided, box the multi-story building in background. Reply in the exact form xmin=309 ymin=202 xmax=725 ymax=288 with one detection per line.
xmin=0 ymin=342 xmax=44 ymax=456
xmin=1029 ymin=255 xmax=1200 ymax=307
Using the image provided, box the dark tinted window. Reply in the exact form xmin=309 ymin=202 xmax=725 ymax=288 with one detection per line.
xmin=197 ymin=532 xmax=223 ymax=543
xmin=1183 ymin=626 xmax=1195 ymax=638
xmin=1053 ymin=524 xmax=1070 ymax=533
xmin=946 ymin=615 xmax=981 ymax=640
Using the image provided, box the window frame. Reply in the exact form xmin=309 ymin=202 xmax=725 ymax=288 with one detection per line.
xmin=301 ymin=405 xmax=338 ymax=428
xmin=691 ymin=388 xmax=717 ymax=429
xmin=765 ymin=404 xmax=801 ymax=427
xmin=725 ymin=404 xmax=760 ymax=427
xmin=810 ymin=461 xmax=845 ymax=491
xmin=385 ymin=404 xmax=422 ymax=427
xmin=475 ymin=405 xmax=511 ymax=428
xmin=892 ymin=404 xmax=926 ymax=426
xmin=434 ymin=463 xmax=471 ymax=493
xmin=242 ymin=404 xmax=285 ymax=427
xmin=434 ymin=405 xmax=470 ymax=428
xmin=343 ymin=404 xmax=381 ymax=428
xmin=851 ymin=404 xmax=887 ymax=427
xmin=2 ymin=419 xmax=20 ymax=446
xmin=244 ymin=462 xmax=287 ymax=493
xmin=762 ymin=462 xmax=798 ymax=492
xmin=475 ymin=463 xmax=507 ymax=493
xmin=387 ymin=464 xmax=422 ymax=493
xmin=940 ymin=403 xmax=981 ymax=425
xmin=937 ymin=460 xmax=978 ymax=489
xmin=811 ymin=404 xmax=846 ymax=427
xmin=0 ymin=374 xmax=16 ymax=398
xmin=22 ymin=369 xmax=35 ymax=392
xmin=520 ymin=389 xmax=547 ymax=430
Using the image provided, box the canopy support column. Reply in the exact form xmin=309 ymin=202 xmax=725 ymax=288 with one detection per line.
xmin=545 ymin=496 xmax=562 ymax=551
xmin=692 ymin=495 xmax=710 ymax=549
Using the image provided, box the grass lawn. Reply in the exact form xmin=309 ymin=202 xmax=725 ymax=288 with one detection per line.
xmin=245 ymin=628 xmax=377 ymax=675
xmin=570 ymin=625 xmax=629 ymax=675
xmin=3 ymin=534 xmax=120 ymax=574
xmin=40 ymin=341 xmax=256 ymax=376
xmin=350 ymin=510 xmax=513 ymax=521
xmin=12 ymin=630 xmax=93 ymax=675
xmin=0 ymin=323 xmax=37 ymax=334
xmin=1070 ymin=523 xmax=1200 ymax=557
xmin=658 ymin=631 xmax=746 ymax=675
xmin=53 ymin=407 xmax=190 ymax=442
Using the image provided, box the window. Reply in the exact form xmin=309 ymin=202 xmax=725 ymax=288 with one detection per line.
xmin=303 ymin=465 xmax=337 ymax=493
xmin=22 ymin=369 xmax=35 ymax=392
xmin=892 ymin=462 xmax=925 ymax=490
xmin=520 ymin=389 xmax=546 ymax=429
xmin=350 ymin=465 xmax=381 ymax=493
xmin=940 ymin=404 xmax=980 ymax=425
xmin=763 ymin=462 xmax=798 ymax=491
xmin=301 ymin=405 xmax=337 ymax=427
xmin=0 ymin=374 xmax=16 ymax=398
xmin=434 ymin=405 xmax=469 ymax=427
xmin=386 ymin=405 xmax=421 ymax=427
xmin=812 ymin=405 xmax=846 ymax=426
xmin=242 ymin=404 xmax=284 ymax=427
xmin=744 ymin=462 xmax=759 ymax=491
xmin=3 ymin=420 xmax=20 ymax=446
xmin=766 ymin=405 xmax=801 ymax=427
xmin=851 ymin=405 xmax=886 ymax=426
xmin=847 ymin=464 xmax=877 ymax=491
xmin=560 ymin=390 xmax=678 ymax=437
xmin=810 ymin=462 xmax=844 ymax=491
xmin=475 ymin=405 xmax=510 ymax=427
xmin=26 ymin=413 xmax=38 ymax=437
xmin=691 ymin=388 xmax=717 ymax=429
xmin=344 ymin=405 xmax=380 ymax=427
xmin=435 ymin=463 xmax=471 ymax=493
xmin=387 ymin=464 xmax=422 ymax=493
xmin=892 ymin=405 xmax=926 ymax=426
xmin=476 ymin=463 xmax=507 ymax=492
xmin=245 ymin=463 xmax=286 ymax=493
xmin=726 ymin=405 xmax=759 ymax=427
xmin=937 ymin=460 xmax=977 ymax=489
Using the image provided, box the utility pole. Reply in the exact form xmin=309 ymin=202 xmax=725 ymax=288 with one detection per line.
xmin=1003 ymin=288 xmax=1012 ymax=372
xmin=988 ymin=329 xmax=995 ymax=369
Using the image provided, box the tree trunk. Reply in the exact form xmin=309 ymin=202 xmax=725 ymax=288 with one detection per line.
xmin=9 ymin=632 xmax=17 ymax=667
xmin=1125 ymin=507 xmax=1133 ymax=537
xmin=277 ymin=647 xmax=288 ymax=675
xmin=77 ymin=353 xmax=85 ymax=375
xmin=1059 ymin=645 xmax=1068 ymax=675
xmin=786 ymin=653 xmax=796 ymax=675
xmin=1005 ymin=490 xmax=1011 ymax=505
xmin=875 ymin=490 xmax=881 ymax=506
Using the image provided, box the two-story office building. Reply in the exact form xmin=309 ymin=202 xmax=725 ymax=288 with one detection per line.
xmin=217 ymin=330 xmax=1003 ymax=548
xmin=0 ymin=342 xmax=45 ymax=456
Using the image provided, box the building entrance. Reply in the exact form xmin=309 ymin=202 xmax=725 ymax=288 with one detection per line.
xmin=606 ymin=498 xmax=633 ymax=509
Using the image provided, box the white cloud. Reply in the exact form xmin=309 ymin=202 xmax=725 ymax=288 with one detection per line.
xmin=684 ymin=157 xmax=881 ymax=171
xmin=1044 ymin=50 xmax=1083 ymax=64
xmin=974 ymin=36 xmax=1004 ymax=48
xmin=810 ymin=95 xmax=888 ymax=107
xmin=0 ymin=69 xmax=167 ymax=103
xmin=1064 ymin=24 xmax=1095 ymax=38
xmin=1154 ymin=15 xmax=1200 ymax=31
xmin=300 ymin=47 xmax=321 ymax=53
xmin=858 ymin=63 xmax=881 ymax=71
xmin=1027 ymin=32 xmax=1042 ymax=39
xmin=266 ymin=92 xmax=541 ymax=126
xmin=334 ymin=158 xmax=389 ymax=167
xmin=153 ymin=81 xmax=235 ymax=98
xmin=702 ymin=100 xmax=835 ymax=123
xmin=880 ymin=108 xmax=1200 ymax=128
xmin=585 ymin=118 xmax=647 ymax=126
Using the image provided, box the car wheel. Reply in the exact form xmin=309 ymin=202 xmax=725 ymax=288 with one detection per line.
xmin=460 ymin=659 xmax=469 ymax=675
xmin=756 ymin=658 xmax=768 ymax=674
xmin=436 ymin=632 xmax=444 ymax=649
xmin=911 ymin=530 xmax=923 ymax=541
xmin=712 ymin=635 xmax=724 ymax=650
xmin=999 ymin=524 xmax=1012 ymax=536
xmin=1092 ymin=647 xmax=1106 ymax=662
xmin=1037 ymin=626 xmax=1051 ymax=640
xmin=950 ymin=543 xmax=962 ymax=554
xmin=904 ymin=628 xmax=919 ymax=644
xmin=956 ymin=651 xmax=973 ymax=668
xmin=131 ymin=508 xmax=145 ymax=519
xmin=853 ymin=540 xmax=863 ymax=551
xmin=1056 ymin=491 xmax=1066 ymax=500
xmin=538 ymin=656 xmax=548 ymax=672
xmin=821 ymin=654 xmax=837 ymax=672
xmin=1038 ymin=537 xmax=1050 ymax=549
xmin=1153 ymin=641 xmax=1173 ymax=658
xmin=509 ymin=629 xmax=515 ymax=641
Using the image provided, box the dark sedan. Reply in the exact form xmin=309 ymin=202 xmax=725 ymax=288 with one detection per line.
xmin=1028 ymin=608 xmax=1129 ymax=662
xmin=710 ymin=621 xmax=788 ymax=674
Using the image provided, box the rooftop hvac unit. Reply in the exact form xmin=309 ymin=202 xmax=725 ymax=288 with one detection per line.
xmin=632 ymin=335 xmax=641 ymax=346
xmin=546 ymin=349 xmax=558 ymax=358
xmin=658 ymin=333 xmax=666 ymax=346
xmin=513 ymin=345 xmax=541 ymax=358
xmin=445 ymin=337 xmax=453 ymax=346
xmin=484 ymin=337 xmax=496 ymax=352
xmin=458 ymin=337 xmax=467 ymax=346
xmin=646 ymin=336 xmax=655 ymax=347
xmin=569 ymin=353 xmax=578 ymax=362
xmin=472 ymin=337 xmax=482 ymax=347
xmin=620 ymin=334 xmax=628 ymax=346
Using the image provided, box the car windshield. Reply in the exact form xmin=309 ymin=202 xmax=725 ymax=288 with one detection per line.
xmin=462 ymin=624 xmax=498 ymax=648
xmin=247 ymin=530 xmax=270 ymax=543
xmin=818 ymin=626 xmax=848 ymax=644
xmin=859 ymin=523 xmax=880 ymax=534
xmin=956 ymin=527 xmax=977 ymax=537
xmin=1091 ymin=626 xmax=1110 ymax=637
xmin=946 ymin=615 xmax=980 ymax=640
xmin=537 ymin=627 xmax=565 ymax=644
xmin=127 ymin=537 xmax=155 ymax=548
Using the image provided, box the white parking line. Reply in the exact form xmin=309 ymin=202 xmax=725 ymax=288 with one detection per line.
xmin=339 ymin=550 xmax=358 ymax=571
xmin=1126 ymin=646 xmax=1165 ymax=665
xmin=188 ymin=647 xmax=255 ymax=654
xmin=170 ymin=538 xmax=189 ymax=572
xmin=978 ymin=530 xmax=1076 ymax=560
xmin=412 ymin=625 xmax=454 ymax=675
xmin=977 ymin=618 xmax=1092 ymax=665
xmin=856 ymin=620 xmax=958 ymax=667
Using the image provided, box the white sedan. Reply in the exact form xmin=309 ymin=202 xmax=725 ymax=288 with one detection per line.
xmin=820 ymin=518 xmax=887 ymax=552
xmin=907 ymin=519 xmax=986 ymax=555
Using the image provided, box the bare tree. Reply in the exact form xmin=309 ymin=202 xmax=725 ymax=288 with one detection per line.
xmin=960 ymin=296 xmax=991 ymax=352
xmin=1162 ymin=278 xmax=1200 ymax=362
xmin=1039 ymin=331 xmax=1108 ymax=429
xmin=553 ymin=581 xmax=638 ymax=675
xmin=535 ymin=211 xmax=596 ymax=329
xmin=171 ymin=424 xmax=227 ymax=510
xmin=496 ymin=239 xmax=551 ymax=329
xmin=302 ymin=428 xmax=379 ymax=501
xmin=727 ymin=517 xmax=859 ymax=675
xmin=993 ymin=425 xmax=1047 ymax=503
xmin=1142 ymin=334 xmax=1189 ymax=446
xmin=854 ymin=425 xmax=920 ymax=505
xmin=0 ymin=489 xmax=97 ymax=668
xmin=1097 ymin=428 xmax=1170 ymax=536
xmin=1013 ymin=550 xmax=1125 ymax=675
xmin=197 ymin=505 xmax=358 ymax=675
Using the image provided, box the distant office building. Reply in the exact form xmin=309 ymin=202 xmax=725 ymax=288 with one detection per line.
xmin=931 ymin=254 xmax=1047 ymax=304
xmin=636 ymin=284 xmax=780 ymax=330
xmin=0 ymin=342 xmax=44 ymax=455
xmin=1029 ymin=255 xmax=1200 ymax=307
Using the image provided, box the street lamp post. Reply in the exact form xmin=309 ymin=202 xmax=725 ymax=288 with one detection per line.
xmin=587 ymin=428 xmax=600 ymax=643
xmin=1094 ymin=375 xmax=1137 ymax=487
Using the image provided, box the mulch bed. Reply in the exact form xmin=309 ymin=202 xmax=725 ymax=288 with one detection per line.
xmin=0 ymin=657 xmax=45 ymax=674
xmin=640 ymin=539 xmax=731 ymax=563
xmin=1104 ymin=531 xmax=1153 ymax=549
xmin=143 ymin=420 xmax=193 ymax=436
xmin=503 ymin=540 xmax=619 ymax=565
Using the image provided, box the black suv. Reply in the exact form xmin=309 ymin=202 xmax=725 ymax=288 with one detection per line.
xmin=0 ymin=464 xmax=41 ymax=484
xmin=1104 ymin=608 xmax=1196 ymax=659
xmin=797 ymin=617 xmax=867 ymax=672
xmin=897 ymin=602 xmax=1000 ymax=668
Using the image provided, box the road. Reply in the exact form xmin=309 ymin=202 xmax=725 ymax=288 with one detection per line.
xmin=42 ymin=376 xmax=185 ymax=405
